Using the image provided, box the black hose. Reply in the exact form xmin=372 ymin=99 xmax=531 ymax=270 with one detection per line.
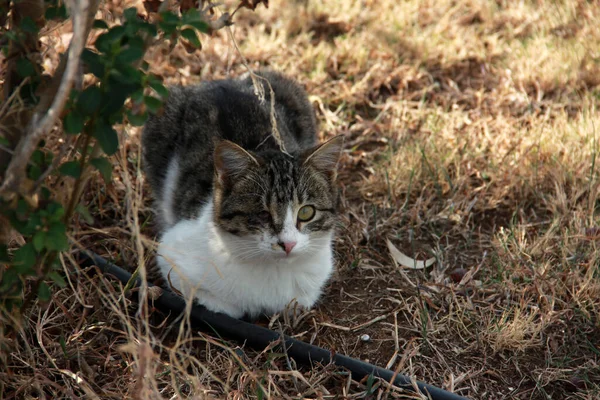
xmin=78 ymin=251 xmax=469 ymax=400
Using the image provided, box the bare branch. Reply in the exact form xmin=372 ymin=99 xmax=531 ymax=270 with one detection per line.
xmin=207 ymin=12 xmax=233 ymax=32
xmin=0 ymin=0 xmax=96 ymax=198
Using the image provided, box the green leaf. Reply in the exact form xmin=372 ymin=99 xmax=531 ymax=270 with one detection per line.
xmin=59 ymin=335 xmax=68 ymax=356
xmin=28 ymin=165 xmax=42 ymax=180
xmin=93 ymin=19 xmax=109 ymax=30
xmin=148 ymin=77 xmax=169 ymax=99
xmin=78 ymin=85 xmax=102 ymax=115
xmin=16 ymin=199 xmax=29 ymax=217
xmin=0 ymin=244 xmax=8 ymax=262
xmin=124 ymin=7 xmax=138 ymax=21
xmin=48 ymin=272 xmax=67 ymax=288
xmin=183 ymin=9 xmax=209 ymax=32
xmin=38 ymin=282 xmax=51 ymax=302
xmin=23 ymin=214 xmax=42 ymax=236
xmin=90 ymin=157 xmax=113 ymax=183
xmin=137 ymin=22 xmax=158 ymax=36
xmin=94 ymin=121 xmax=119 ymax=155
xmin=365 ymin=373 xmax=376 ymax=395
xmin=33 ymin=231 xmax=47 ymax=252
xmin=59 ymin=161 xmax=81 ymax=178
xmin=117 ymin=47 xmax=144 ymax=64
xmin=16 ymin=58 xmax=35 ymax=77
xmin=47 ymin=202 xmax=65 ymax=221
xmin=160 ymin=11 xmax=180 ymax=25
xmin=75 ymin=204 xmax=94 ymax=224
xmin=126 ymin=110 xmax=148 ymax=126
xmin=46 ymin=223 xmax=69 ymax=252
xmin=144 ymin=95 xmax=163 ymax=114
xmin=131 ymin=89 xmax=144 ymax=104
xmin=95 ymin=25 xmax=126 ymax=53
xmin=116 ymin=45 xmax=144 ymax=64
xmin=3 ymin=31 xmax=18 ymax=43
xmin=13 ymin=243 xmax=36 ymax=273
xmin=0 ymin=268 xmax=20 ymax=293
xmin=158 ymin=11 xmax=180 ymax=35
xmin=180 ymin=28 xmax=201 ymax=48
xmin=45 ymin=5 xmax=68 ymax=20
xmin=20 ymin=17 xmax=39 ymax=34
xmin=102 ymin=78 xmax=140 ymax=115
xmin=64 ymin=110 xmax=84 ymax=134
xmin=0 ymin=136 xmax=10 ymax=146
xmin=81 ymin=49 xmax=105 ymax=78
xmin=41 ymin=186 xmax=51 ymax=201
xmin=110 ymin=64 xmax=143 ymax=84
xmin=31 ymin=149 xmax=44 ymax=165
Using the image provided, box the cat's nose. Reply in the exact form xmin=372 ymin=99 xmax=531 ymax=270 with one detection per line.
xmin=278 ymin=241 xmax=297 ymax=255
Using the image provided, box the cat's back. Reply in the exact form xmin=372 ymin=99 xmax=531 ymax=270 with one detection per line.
xmin=142 ymin=71 xmax=319 ymax=226
xmin=143 ymin=71 xmax=317 ymax=159
xmin=142 ymin=78 xmax=260 ymax=174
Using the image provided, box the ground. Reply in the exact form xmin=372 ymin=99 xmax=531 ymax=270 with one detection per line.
xmin=2 ymin=0 xmax=600 ymax=399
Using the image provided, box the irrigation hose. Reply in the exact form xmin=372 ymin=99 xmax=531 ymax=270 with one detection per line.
xmin=78 ymin=251 xmax=469 ymax=400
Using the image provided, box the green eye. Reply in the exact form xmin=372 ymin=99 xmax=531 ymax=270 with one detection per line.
xmin=297 ymin=205 xmax=316 ymax=222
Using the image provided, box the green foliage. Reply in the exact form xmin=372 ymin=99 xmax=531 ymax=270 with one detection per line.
xmin=90 ymin=157 xmax=113 ymax=183
xmin=365 ymin=373 xmax=377 ymax=395
xmin=44 ymin=0 xmax=68 ymax=21
xmin=1 ymin=5 xmax=211 ymax=313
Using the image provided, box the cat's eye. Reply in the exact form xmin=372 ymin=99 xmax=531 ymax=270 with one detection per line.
xmin=297 ymin=205 xmax=316 ymax=222
xmin=258 ymin=211 xmax=271 ymax=222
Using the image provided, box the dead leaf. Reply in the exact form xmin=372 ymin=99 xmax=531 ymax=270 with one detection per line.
xmin=143 ymin=0 xmax=163 ymax=13
xmin=238 ymin=0 xmax=269 ymax=11
xmin=386 ymin=239 xmax=435 ymax=270
xmin=147 ymin=286 xmax=163 ymax=301
xmin=179 ymin=0 xmax=199 ymax=13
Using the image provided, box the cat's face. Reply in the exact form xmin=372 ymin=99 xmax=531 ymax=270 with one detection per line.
xmin=212 ymin=136 xmax=343 ymax=261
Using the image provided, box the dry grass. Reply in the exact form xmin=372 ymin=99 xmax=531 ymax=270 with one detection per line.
xmin=2 ymin=0 xmax=600 ymax=398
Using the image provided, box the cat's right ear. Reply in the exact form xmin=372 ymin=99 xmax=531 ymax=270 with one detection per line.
xmin=213 ymin=139 xmax=260 ymax=184
xmin=302 ymin=135 xmax=344 ymax=174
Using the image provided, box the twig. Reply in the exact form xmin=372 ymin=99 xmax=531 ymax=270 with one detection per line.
xmin=0 ymin=144 xmax=15 ymax=156
xmin=277 ymin=322 xmax=299 ymax=388
xmin=32 ymin=137 xmax=74 ymax=189
xmin=0 ymin=0 xmax=92 ymax=198
xmin=63 ymin=137 xmax=98 ymax=222
xmin=0 ymin=77 xmax=30 ymax=117
xmin=318 ymin=321 xmax=351 ymax=332
xmin=319 ymin=312 xmax=391 ymax=332
xmin=385 ymin=312 xmax=400 ymax=370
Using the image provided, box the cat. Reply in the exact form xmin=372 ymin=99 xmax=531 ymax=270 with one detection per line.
xmin=141 ymin=70 xmax=343 ymax=319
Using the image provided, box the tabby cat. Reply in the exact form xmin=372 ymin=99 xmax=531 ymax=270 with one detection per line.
xmin=142 ymin=71 xmax=342 ymax=319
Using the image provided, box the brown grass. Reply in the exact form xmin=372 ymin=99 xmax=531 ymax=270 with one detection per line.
xmin=2 ymin=0 xmax=600 ymax=398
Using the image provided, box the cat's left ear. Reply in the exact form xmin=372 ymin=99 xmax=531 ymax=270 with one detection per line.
xmin=214 ymin=139 xmax=260 ymax=185
xmin=302 ymin=135 xmax=344 ymax=175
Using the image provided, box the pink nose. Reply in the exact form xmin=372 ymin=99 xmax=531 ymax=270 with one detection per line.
xmin=281 ymin=241 xmax=297 ymax=255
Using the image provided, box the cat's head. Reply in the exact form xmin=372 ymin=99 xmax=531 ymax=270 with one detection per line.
xmin=212 ymin=136 xmax=343 ymax=261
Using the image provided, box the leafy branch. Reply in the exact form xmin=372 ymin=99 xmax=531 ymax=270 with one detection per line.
xmin=0 ymin=0 xmax=267 ymax=319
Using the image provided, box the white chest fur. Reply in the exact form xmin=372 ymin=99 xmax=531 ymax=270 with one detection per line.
xmin=156 ymin=202 xmax=334 ymax=318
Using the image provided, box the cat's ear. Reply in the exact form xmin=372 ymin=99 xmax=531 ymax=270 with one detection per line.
xmin=213 ymin=140 xmax=259 ymax=183
xmin=302 ymin=135 xmax=344 ymax=173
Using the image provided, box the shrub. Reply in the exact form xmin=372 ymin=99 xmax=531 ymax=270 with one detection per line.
xmin=0 ymin=0 xmax=266 ymax=321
